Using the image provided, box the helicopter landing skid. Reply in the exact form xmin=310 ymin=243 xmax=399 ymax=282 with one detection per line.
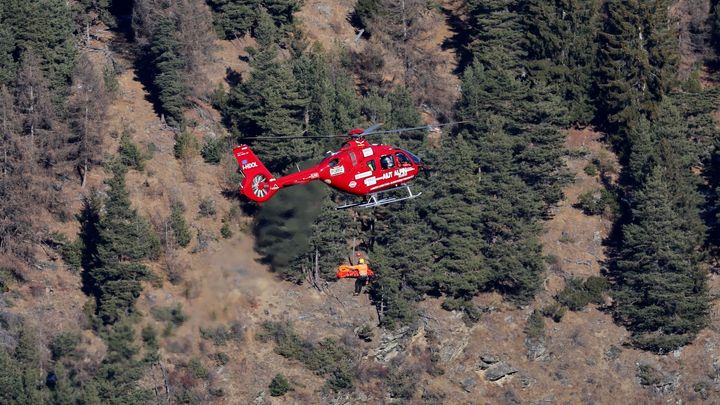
xmin=337 ymin=185 xmax=422 ymax=209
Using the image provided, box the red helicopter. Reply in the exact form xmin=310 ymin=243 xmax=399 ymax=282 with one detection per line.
xmin=233 ymin=124 xmax=439 ymax=209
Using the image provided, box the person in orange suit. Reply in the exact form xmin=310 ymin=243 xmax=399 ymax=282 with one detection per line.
xmin=353 ymin=258 xmax=370 ymax=296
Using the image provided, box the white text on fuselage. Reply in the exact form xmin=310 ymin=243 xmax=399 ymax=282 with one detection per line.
xmin=377 ymin=167 xmax=414 ymax=180
xmin=365 ymin=167 xmax=414 ymax=186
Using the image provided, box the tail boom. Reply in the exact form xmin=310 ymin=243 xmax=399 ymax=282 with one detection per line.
xmin=233 ymin=145 xmax=277 ymax=203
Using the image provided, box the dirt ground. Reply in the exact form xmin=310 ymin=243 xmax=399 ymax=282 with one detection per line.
xmin=5 ymin=1 xmax=720 ymax=403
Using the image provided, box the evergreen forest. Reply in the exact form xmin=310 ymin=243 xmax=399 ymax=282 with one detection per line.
xmin=1 ymin=0 xmax=720 ymax=403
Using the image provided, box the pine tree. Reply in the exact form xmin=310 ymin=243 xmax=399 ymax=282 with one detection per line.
xmin=0 ymin=21 xmax=15 ymax=85
xmin=68 ymin=55 xmax=107 ymax=187
xmin=207 ymin=0 xmax=302 ymax=39
xmin=2 ymin=0 xmax=76 ymax=94
xmin=263 ymin=0 xmax=304 ymax=27
xmin=612 ymin=166 xmax=708 ymax=352
xmin=0 ymin=349 xmax=23 ymax=404
xmin=253 ymin=182 xmax=324 ymax=279
xmin=93 ymin=319 xmax=154 ymax=403
xmin=14 ymin=325 xmax=48 ymax=404
xmin=225 ymin=9 xmax=309 ymax=172
xmin=466 ymin=0 xmax=525 ymax=70
xmin=519 ymin=0 xmax=599 ymax=123
xmin=207 ymin=0 xmax=259 ymax=38
xmin=80 ymin=0 xmax=117 ymax=28
xmin=86 ymin=165 xmax=160 ymax=324
xmin=301 ymin=195 xmax=359 ymax=280
xmin=595 ymin=0 xmax=677 ymax=146
xmin=426 ymin=136 xmax=487 ymax=298
xmin=710 ymin=139 xmax=720 ymax=249
xmin=148 ymin=17 xmax=188 ymax=126
xmin=51 ymin=363 xmax=78 ymax=405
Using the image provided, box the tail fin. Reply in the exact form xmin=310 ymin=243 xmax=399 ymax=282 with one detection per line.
xmin=233 ymin=145 xmax=278 ymax=203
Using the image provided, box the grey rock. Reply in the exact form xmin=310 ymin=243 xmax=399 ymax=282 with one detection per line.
xmin=253 ymin=391 xmax=265 ymax=405
xmin=605 ymin=345 xmax=621 ymax=360
xmin=525 ymin=337 xmax=546 ymax=360
xmin=316 ymin=4 xmax=332 ymax=17
xmin=519 ymin=373 xmax=536 ymax=388
xmin=637 ymin=362 xmax=677 ymax=394
xmin=485 ymin=362 xmax=518 ymax=381
xmin=375 ymin=326 xmax=412 ymax=362
xmin=461 ymin=377 xmax=478 ymax=392
xmin=481 ymin=354 xmax=499 ymax=364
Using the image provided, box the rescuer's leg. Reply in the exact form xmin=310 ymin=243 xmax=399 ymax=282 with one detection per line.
xmin=354 ymin=276 xmax=367 ymax=295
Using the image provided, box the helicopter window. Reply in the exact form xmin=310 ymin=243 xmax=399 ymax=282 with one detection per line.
xmin=349 ymin=151 xmax=358 ymax=166
xmin=395 ymin=152 xmax=411 ymax=166
xmin=402 ymin=149 xmax=422 ymax=164
xmin=328 ymin=158 xmax=340 ymax=167
xmin=380 ymin=155 xmax=395 ymax=170
xmin=367 ymin=159 xmax=377 ymax=171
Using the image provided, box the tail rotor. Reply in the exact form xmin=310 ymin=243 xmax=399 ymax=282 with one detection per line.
xmin=233 ymin=146 xmax=278 ymax=203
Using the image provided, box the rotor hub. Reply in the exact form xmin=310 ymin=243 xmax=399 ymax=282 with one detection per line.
xmin=251 ymin=174 xmax=269 ymax=198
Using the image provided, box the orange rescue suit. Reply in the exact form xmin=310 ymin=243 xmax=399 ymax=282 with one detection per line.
xmin=336 ymin=264 xmax=375 ymax=279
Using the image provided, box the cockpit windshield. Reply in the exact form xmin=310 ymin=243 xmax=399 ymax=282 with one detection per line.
xmin=402 ymin=149 xmax=422 ymax=164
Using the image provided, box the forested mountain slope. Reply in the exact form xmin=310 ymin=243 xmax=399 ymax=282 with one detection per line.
xmin=1 ymin=0 xmax=720 ymax=403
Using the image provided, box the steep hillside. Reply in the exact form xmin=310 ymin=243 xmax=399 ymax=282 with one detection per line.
xmin=2 ymin=1 xmax=720 ymax=404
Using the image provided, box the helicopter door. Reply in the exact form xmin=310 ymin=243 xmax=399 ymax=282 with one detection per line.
xmin=395 ymin=152 xmax=412 ymax=167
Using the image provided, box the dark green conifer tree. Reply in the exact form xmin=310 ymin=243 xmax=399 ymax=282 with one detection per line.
xmin=93 ymin=318 xmax=154 ymax=402
xmin=86 ymin=165 xmax=160 ymax=324
xmin=225 ymin=9 xmax=309 ymax=172
xmin=426 ymin=136 xmax=486 ymax=298
xmin=1 ymin=0 xmax=76 ymax=94
xmin=207 ymin=0 xmax=302 ymax=39
xmin=612 ymin=166 xmax=708 ymax=352
xmin=148 ymin=17 xmax=188 ymax=126
xmin=0 ymin=22 xmax=15 ymax=85
xmin=595 ymin=0 xmax=677 ymax=146
xmin=466 ymin=0 xmax=524 ymax=69
xmin=518 ymin=0 xmax=599 ymax=123
xmin=207 ymin=0 xmax=260 ymax=38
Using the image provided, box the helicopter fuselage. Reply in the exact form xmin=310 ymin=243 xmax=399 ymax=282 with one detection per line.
xmin=234 ymin=138 xmax=423 ymax=204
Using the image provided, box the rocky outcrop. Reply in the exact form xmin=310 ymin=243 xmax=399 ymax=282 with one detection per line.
xmin=484 ymin=362 xmax=519 ymax=382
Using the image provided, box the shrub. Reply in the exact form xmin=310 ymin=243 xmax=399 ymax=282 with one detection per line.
xmin=326 ymin=363 xmax=354 ymax=392
xmin=442 ymin=298 xmax=483 ymax=325
xmin=636 ymin=364 xmax=662 ymax=386
xmin=119 ymin=130 xmax=146 ymax=171
xmin=387 ymin=367 xmax=416 ymax=399
xmin=201 ymin=136 xmax=226 ymax=165
xmin=260 ymin=322 xmax=354 ymax=391
xmin=356 ymin=324 xmax=373 ymax=342
xmin=103 ymin=63 xmax=119 ymax=95
xmin=169 ymin=202 xmax=192 ymax=248
xmin=198 ymin=198 xmax=216 ymax=217
xmin=50 ymin=331 xmax=80 ymax=360
xmin=188 ymin=358 xmax=209 ymax=379
xmin=150 ymin=304 xmax=188 ymax=325
xmin=51 ymin=232 xmax=83 ymax=271
xmin=584 ymin=163 xmax=598 ymax=176
xmin=213 ymin=352 xmax=230 ymax=366
xmin=524 ymin=309 xmax=545 ymax=340
xmin=200 ymin=326 xmax=229 ymax=346
xmin=220 ymin=220 xmax=232 ymax=239
xmin=575 ymin=188 xmax=618 ymax=216
xmin=269 ymin=373 xmax=291 ymax=396
xmin=174 ymin=131 xmax=198 ymax=160
xmin=541 ymin=302 xmax=566 ymax=322
xmin=556 ymin=276 xmax=607 ymax=311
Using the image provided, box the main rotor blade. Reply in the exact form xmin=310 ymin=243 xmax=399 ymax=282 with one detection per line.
xmin=361 ymin=123 xmax=383 ymax=136
xmin=239 ymin=133 xmax=346 ymax=140
xmin=238 ymin=121 xmax=472 ymax=141
xmin=362 ymin=120 xmax=472 ymax=136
